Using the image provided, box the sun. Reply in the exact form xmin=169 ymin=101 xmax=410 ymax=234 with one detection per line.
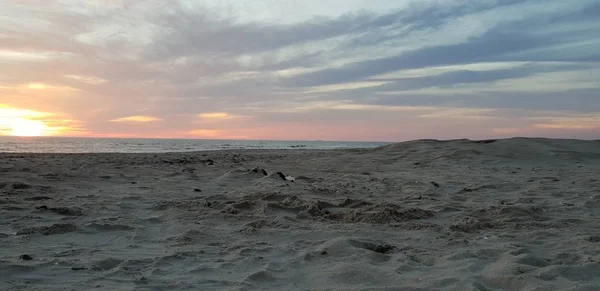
xmin=10 ymin=118 xmax=48 ymax=137
xmin=0 ymin=106 xmax=75 ymax=137
xmin=0 ymin=107 xmax=61 ymax=137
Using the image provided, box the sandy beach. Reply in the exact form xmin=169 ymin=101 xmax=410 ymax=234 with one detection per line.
xmin=1 ymin=138 xmax=599 ymax=291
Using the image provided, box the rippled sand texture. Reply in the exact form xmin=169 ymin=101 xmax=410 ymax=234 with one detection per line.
xmin=1 ymin=138 xmax=599 ymax=291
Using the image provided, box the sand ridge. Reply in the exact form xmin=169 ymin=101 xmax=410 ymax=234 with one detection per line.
xmin=0 ymin=138 xmax=599 ymax=290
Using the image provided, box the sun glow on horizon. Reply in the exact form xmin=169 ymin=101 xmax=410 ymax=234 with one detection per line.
xmin=0 ymin=107 xmax=65 ymax=137
xmin=9 ymin=118 xmax=47 ymax=136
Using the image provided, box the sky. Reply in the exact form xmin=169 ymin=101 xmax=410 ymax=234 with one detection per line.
xmin=0 ymin=0 xmax=599 ymax=141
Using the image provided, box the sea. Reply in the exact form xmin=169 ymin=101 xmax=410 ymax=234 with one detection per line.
xmin=0 ymin=136 xmax=391 ymax=153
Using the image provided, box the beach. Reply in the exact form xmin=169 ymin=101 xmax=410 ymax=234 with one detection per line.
xmin=1 ymin=137 xmax=599 ymax=290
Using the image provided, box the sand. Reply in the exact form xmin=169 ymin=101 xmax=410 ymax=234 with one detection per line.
xmin=0 ymin=137 xmax=599 ymax=291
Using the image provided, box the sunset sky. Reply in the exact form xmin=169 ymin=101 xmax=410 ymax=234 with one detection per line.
xmin=1 ymin=0 xmax=599 ymax=141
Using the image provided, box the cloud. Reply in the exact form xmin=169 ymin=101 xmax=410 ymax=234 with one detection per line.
xmin=0 ymin=50 xmax=59 ymax=62
xmin=304 ymin=81 xmax=388 ymax=93
xmin=530 ymin=114 xmax=600 ymax=130
xmin=0 ymin=105 xmax=53 ymax=119
xmin=197 ymin=112 xmax=248 ymax=120
xmin=534 ymin=124 xmax=599 ymax=130
xmin=110 ymin=115 xmax=162 ymax=122
xmin=281 ymin=0 xmax=599 ymax=87
xmin=283 ymin=30 xmax=593 ymax=87
xmin=419 ymin=108 xmax=497 ymax=121
xmin=64 ymin=75 xmax=107 ymax=84
xmin=250 ymin=100 xmax=436 ymax=114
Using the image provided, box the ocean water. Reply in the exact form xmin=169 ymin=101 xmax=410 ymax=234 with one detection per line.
xmin=0 ymin=137 xmax=391 ymax=153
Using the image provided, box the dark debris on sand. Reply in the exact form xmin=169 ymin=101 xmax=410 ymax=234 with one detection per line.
xmin=11 ymin=182 xmax=32 ymax=190
xmin=24 ymin=196 xmax=52 ymax=201
xmin=19 ymin=254 xmax=33 ymax=260
xmin=17 ymin=223 xmax=78 ymax=235
xmin=36 ymin=205 xmax=83 ymax=216
xmin=252 ymin=166 xmax=268 ymax=176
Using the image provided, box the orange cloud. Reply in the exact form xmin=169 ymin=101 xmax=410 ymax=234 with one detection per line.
xmin=27 ymin=83 xmax=48 ymax=90
xmin=420 ymin=108 xmax=497 ymax=120
xmin=530 ymin=115 xmax=600 ymax=130
xmin=22 ymin=83 xmax=80 ymax=92
xmin=196 ymin=112 xmax=251 ymax=124
xmin=258 ymin=101 xmax=435 ymax=113
xmin=533 ymin=124 xmax=600 ymax=130
xmin=197 ymin=112 xmax=250 ymax=120
xmin=64 ymin=75 xmax=107 ymax=84
xmin=0 ymin=50 xmax=55 ymax=62
xmin=110 ymin=115 xmax=162 ymax=122
xmin=198 ymin=112 xmax=232 ymax=119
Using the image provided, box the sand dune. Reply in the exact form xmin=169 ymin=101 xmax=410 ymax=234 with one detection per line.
xmin=1 ymin=138 xmax=599 ymax=290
